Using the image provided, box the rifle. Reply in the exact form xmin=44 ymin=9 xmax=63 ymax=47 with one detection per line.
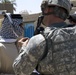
xmin=34 ymin=15 xmax=44 ymax=35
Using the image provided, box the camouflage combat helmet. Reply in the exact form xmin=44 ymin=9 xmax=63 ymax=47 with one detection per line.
xmin=41 ymin=0 xmax=71 ymax=19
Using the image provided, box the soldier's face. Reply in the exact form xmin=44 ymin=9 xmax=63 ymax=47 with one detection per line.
xmin=42 ymin=7 xmax=54 ymax=26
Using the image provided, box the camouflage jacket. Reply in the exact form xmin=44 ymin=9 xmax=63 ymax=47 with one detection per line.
xmin=13 ymin=22 xmax=76 ymax=75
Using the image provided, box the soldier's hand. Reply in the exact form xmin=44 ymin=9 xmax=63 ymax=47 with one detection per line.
xmin=18 ymin=37 xmax=29 ymax=48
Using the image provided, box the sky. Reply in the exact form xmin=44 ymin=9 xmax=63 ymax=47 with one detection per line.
xmin=14 ymin=0 xmax=42 ymax=14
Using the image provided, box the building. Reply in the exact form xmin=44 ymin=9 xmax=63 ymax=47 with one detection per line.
xmin=0 ymin=15 xmax=4 ymax=29
xmin=21 ymin=13 xmax=41 ymax=38
xmin=71 ymin=0 xmax=76 ymax=7
xmin=0 ymin=3 xmax=13 ymax=13
xmin=70 ymin=0 xmax=76 ymax=13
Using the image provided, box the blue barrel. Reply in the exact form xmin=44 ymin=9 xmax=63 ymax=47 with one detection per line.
xmin=24 ymin=23 xmax=34 ymax=38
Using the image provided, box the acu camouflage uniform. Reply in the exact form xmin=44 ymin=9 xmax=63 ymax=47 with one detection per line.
xmin=13 ymin=0 xmax=73 ymax=75
xmin=13 ymin=22 xmax=76 ymax=75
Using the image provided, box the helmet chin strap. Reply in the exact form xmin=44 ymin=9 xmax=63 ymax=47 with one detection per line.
xmin=42 ymin=11 xmax=55 ymax=15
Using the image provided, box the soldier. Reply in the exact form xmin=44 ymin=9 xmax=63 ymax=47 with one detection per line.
xmin=13 ymin=0 xmax=76 ymax=75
